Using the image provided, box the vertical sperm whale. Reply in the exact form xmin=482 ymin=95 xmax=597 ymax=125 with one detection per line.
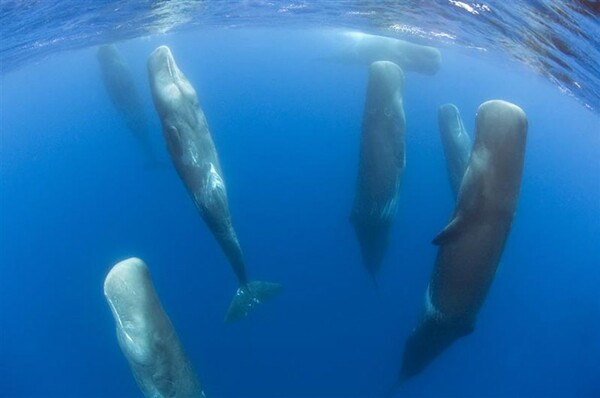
xmin=438 ymin=103 xmax=472 ymax=198
xmin=97 ymin=44 xmax=162 ymax=165
xmin=350 ymin=60 xmax=406 ymax=276
xmin=147 ymin=46 xmax=281 ymax=322
xmin=399 ymin=100 xmax=527 ymax=382
xmin=104 ymin=257 xmax=205 ymax=398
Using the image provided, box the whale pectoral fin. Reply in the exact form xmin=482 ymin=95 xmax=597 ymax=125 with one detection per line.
xmin=164 ymin=126 xmax=183 ymax=158
xmin=432 ymin=215 xmax=465 ymax=245
xmin=225 ymin=281 xmax=282 ymax=322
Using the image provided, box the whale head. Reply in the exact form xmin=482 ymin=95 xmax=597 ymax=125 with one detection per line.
xmin=96 ymin=44 xmax=121 ymax=66
xmin=148 ymin=45 xmax=198 ymax=124
xmin=474 ymin=100 xmax=527 ymax=194
xmin=475 ymin=100 xmax=527 ymax=157
xmin=103 ymin=257 xmax=162 ymax=366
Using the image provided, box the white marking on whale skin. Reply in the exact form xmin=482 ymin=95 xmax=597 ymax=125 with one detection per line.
xmin=104 ymin=257 xmax=204 ymax=397
xmin=424 ymin=285 xmax=444 ymax=321
xmin=380 ymin=197 xmax=398 ymax=220
xmin=161 ymin=83 xmax=181 ymax=104
xmin=166 ymin=55 xmax=174 ymax=79
xmin=189 ymin=145 xmax=200 ymax=166
xmin=180 ymin=142 xmax=200 ymax=167
xmin=195 ymin=162 xmax=226 ymax=212
xmin=206 ymin=162 xmax=225 ymax=193
xmin=107 ymin=296 xmax=131 ymax=342
xmin=361 ymin=196 xmax=398 ymax=222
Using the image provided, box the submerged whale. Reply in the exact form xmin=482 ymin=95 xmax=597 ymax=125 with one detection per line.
xmin=147 ymin=45 xmax=281 ymax=322
xmin=325 ymin=31 xmax=442 ymax=75
xmin=438 ymin=103 xmax=472 ymax=198
xmin=96 ymin=44 xmax=162 ymax=165
xmin=104 ymin=257 xmax=205 ymax=398
xmin=400 ymin=100 xmax=527 ymax=382
xmin=350 ymin=61 xmax=406 ymax=276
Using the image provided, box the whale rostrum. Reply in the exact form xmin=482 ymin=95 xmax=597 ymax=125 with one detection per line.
xmin=104 ymin=257 xmax=205 ymax=398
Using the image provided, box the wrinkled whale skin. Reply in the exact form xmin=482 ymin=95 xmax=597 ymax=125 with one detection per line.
xmin=350 ymin=60 xmax=406 ymax=276
xmin=147 ymin=46 xmax=281 ymax=322
xmin=400 ymin=100 xmax=527 ymax=382
xmin=104 ymin=257 xmax=204 ymax=398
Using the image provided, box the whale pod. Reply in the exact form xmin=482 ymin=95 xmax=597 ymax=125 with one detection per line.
xmin=400 ymin=100 xmax=527 ymax=382
xmin=104 ymin=257 xmax=205 ymax=398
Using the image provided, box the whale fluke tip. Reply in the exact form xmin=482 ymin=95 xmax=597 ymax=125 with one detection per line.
xmin=224 ymin=281 xmax=282 ymax=322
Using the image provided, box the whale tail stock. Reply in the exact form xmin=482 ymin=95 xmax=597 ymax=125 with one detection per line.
xmin=225 ymin=280 xmax=282 ymax=322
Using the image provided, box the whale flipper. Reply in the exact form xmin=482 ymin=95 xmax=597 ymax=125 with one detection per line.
xmin=225 ymin=281 xmax=282 ymax=322
xmin=399 ymin=100 xmax=527 ymax=383
xmin=432 ymin=214 xmax=466 ymax=245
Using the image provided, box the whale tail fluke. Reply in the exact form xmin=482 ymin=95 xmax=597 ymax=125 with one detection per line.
xmin=225 ymin=281 xmax=282 ymax=322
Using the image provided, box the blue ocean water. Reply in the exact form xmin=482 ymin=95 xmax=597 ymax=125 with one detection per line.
xmin=1 ymin=4 xmax=600 ymax=398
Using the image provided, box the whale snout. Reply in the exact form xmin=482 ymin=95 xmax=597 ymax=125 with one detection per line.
xmin=476 ymin=100 xmax=528 ymax=149
xmin=148 ymin=45 xmax=177 ymax=80
xmin=148 ymin=45 xmax=198 ymax=114
xmin=103 ymin=257 xmax=155 ymax=324
xmin=104 ymin=257 xmax=160 ymax=365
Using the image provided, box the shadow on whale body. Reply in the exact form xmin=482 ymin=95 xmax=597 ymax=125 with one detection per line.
xmin=350 ymin=60 xmax=406 ymax=277
xmin=398 ymin=100 xmax=528 ymax=386
xmin=147 ymin=45 xmax=281 ymax=322
xmin=104 ymin=257 xmax=205 ymax=398
xmin=323 ymin=31 xmax=442 ymax=75
xmin=96 ymin=44 xmax=164 ymax=167
xmin=438 ymin=103 xmax=472 ymax=199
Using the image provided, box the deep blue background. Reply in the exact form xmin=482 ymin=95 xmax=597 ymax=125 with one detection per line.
xmin=1 ymin=29 xmax=599 ymax=397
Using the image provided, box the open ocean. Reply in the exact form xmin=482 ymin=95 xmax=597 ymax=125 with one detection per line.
xmin=1 ymin=2 xmax=599 ymax=397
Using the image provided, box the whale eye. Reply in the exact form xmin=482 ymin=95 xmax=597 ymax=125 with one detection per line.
xmin=384 ymin=107 xmax=392 ymax=117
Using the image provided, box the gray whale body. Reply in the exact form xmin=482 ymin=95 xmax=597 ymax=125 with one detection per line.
xmin=327 ymin=32 xmax=442 ymax=75
xmin=147 ymin=45 xmax=281 ymax=322
xmin=400 ymin=100 xmax=527 ymax=382
xmin=438 ymin=103 xmax=472 ymax=198
xmin=97 ymin=44 xmax=162 ymax=166
xmin=350 ymin=61 xmax=406 ymax=276
xmin=104 ymin=257 xmax=205 ymax=398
